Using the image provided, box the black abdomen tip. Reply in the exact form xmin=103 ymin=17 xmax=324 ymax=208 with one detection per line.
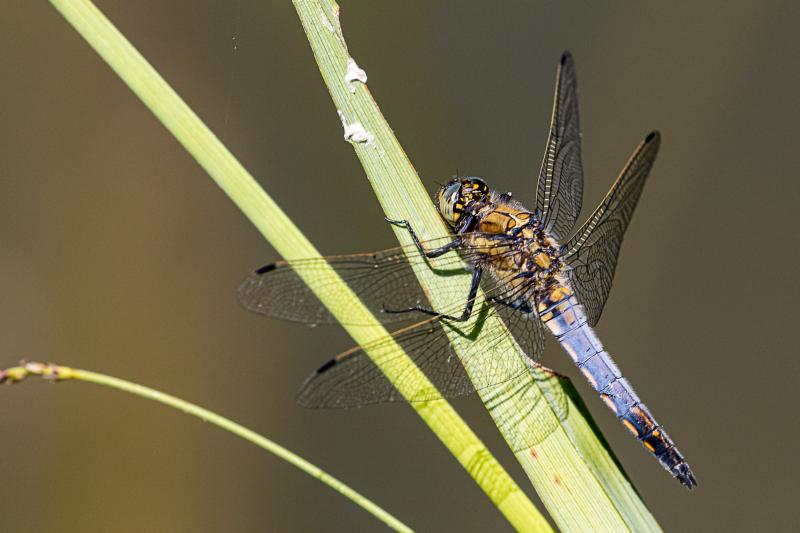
xmin=674 ymin=463 xmax=698 ymax=490
xmin=646 ymin=131 xmax=660 ymax=143
xmin=560 ymin=51 xmax=573 ymax=65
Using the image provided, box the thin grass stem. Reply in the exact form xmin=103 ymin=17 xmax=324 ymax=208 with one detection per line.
xmin=0 ymin=362 xmax=412 ymax=532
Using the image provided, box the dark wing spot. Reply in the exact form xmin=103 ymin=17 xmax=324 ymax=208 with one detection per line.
xmin=255 ymin=263 xmax=277 ymax=275
xmin=317 ymin=359 xmax=337 ymax=373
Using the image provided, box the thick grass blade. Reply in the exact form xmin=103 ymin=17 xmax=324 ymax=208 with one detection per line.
xmin=294 ymin=0 xmax=661 ymax=530
xmin=47 ymin=0 xmax=550 ymax=530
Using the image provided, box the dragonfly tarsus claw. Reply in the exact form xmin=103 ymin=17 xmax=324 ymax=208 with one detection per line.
xmin=384 ymin=217 xmax=409 ymax=227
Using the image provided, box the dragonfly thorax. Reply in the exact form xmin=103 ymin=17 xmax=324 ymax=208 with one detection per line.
xmin=509 ymin=230 xmax=565 ymax=291
xmin=464 ymin=205 xmax=566 ymax=295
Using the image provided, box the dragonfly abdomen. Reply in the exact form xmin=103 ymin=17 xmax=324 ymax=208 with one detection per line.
xmin=539 ymin=284 xmax=697 ymax=489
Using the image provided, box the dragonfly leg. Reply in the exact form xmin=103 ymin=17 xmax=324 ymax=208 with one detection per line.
xmin=487 ymin=295 xmax=534 ymax=314
xmin=385 ymin=218 xmax=462 ymax=258
xmin=383 ymin=266 xmax=483 ymax=322
xmin=528 ymin=361 xmax=568 ymax=379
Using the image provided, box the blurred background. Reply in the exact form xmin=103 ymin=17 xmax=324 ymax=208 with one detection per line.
xmin=1 ymin=1 xmax=798 ymax=531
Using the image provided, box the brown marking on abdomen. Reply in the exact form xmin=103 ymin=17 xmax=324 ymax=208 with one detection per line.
xmin=601 ymin=393 xmax=618 ymax=414
xmin=622 ymin=419 xmax=640 ymax=437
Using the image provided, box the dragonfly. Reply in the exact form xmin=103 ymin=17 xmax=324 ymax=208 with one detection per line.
xmin=239 ymin=52 xmax=696 ymax=489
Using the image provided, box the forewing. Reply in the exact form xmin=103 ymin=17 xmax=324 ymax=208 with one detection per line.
xmin=562 ymin=131 xmax=661 ymax=325
xmin=296 ymin=298 xmax=545 ymax=408
xmin=238 ymin=234 xmax=514 ymax=326
xmin=535 ymin=52 xmax=584 ymax=241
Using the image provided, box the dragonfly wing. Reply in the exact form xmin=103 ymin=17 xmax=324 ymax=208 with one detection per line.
xmin=535 ymin=52 xmax=584 ymax=242
xmin=238 ymin=234 xmax=519 ymax=326
xmin=238 ymin=238 xmax=472 ymax=326
xmin=297 ymin=299 xmax=545 ymax=408
xmin=483 ymin=277 xmax=547 ymax=360
xmin=562 ymin=131 xmax=661 ymax=325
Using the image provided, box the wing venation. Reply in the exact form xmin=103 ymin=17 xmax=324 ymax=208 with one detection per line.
xmin=535 ymin=52 xmax=584 ymax=241
xmin=563 ymin=131 xmax=661 ymax=325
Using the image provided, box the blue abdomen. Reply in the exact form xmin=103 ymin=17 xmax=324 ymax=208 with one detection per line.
xmin=538 ymin=284 xmax=697 ymax=489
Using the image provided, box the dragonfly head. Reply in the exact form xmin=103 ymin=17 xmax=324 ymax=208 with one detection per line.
xmin=435 ymin=177 xmax=489 ymax=227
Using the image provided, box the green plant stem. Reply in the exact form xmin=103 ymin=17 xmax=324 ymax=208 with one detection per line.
xmin=294 ymin=1 xmax=661 ymax=531
xmin=0 ymin=362 xmax=411 ymax=532
xmin=47 ymin=0 xmax=550 ymax=531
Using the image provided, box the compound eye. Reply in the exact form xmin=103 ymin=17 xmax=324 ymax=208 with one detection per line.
xmin=437 ymin=181 xmax=463 ymax=225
